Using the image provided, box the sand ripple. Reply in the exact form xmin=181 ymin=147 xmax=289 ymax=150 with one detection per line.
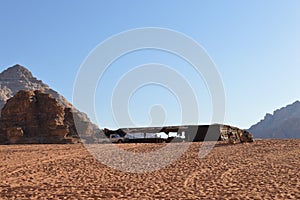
xmin=0 ymin=140 xmax=299 ymax=199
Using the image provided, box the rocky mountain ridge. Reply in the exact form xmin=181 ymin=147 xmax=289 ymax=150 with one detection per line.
xmin=249 ymin=101 xmax=300 ymax=138
xmin=0 ymin=64 xmax=71 ymax=110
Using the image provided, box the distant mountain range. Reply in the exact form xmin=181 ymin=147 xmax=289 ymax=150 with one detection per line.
xmin=249 ymin=101 xmax=300 ymax=139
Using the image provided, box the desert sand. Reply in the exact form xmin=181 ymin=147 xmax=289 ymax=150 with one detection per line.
xmin=0 ymin=140 xmax=299 ymax=199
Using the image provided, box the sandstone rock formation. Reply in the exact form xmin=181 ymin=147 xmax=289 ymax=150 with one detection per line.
xmin=0 ymin=90 xmax=95 ymax=144
xmin=0 ymin=64 xmax=100 ymax=142
xmin=0 ymin=90 xmax=68 ymax=143
xmin=0 ymin=64 xmax=71 ymax=109
xmin=249 ymin=101 xmax=300 ymax=138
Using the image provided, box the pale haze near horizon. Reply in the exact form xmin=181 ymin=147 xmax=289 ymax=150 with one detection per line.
xmin=1 ymin=1 xmax=300 ymax=129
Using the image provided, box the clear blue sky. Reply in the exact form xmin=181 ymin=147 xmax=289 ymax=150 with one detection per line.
xmin=1 ymin=0 xmax=300 ymax=129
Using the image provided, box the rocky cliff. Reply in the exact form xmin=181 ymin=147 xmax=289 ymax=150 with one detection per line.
xmin=0 ymin=64 xmax=100 ymax=143
xmin=0 ymin=90 xmax=73 ymax=143
xmin=249 ymin=101 xmax=300 ymax=138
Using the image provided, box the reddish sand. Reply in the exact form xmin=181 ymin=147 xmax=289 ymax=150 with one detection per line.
xmin=0 ymin=140 xmax=299 ymax=199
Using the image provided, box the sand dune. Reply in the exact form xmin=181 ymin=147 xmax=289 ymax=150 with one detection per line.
xmin=0 ymin=140 xmax=299 ymax=199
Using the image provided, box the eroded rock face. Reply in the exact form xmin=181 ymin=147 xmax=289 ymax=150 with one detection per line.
xmin=249 ymin=101 xmax=300 ymax=138
xmin=0 ymin=90 xmax=82 ymax=144
xmin=0 ymin=64 xmax=100 ymax=141
xmin=0 ymin=64 xmax=63 ymax=109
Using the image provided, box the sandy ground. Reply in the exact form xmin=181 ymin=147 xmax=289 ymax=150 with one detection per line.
xmin=0 ymin=139 xmax=299 ymax=199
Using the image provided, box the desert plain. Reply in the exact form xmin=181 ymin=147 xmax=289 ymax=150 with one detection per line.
xmin=0 ymin=139 xmax=299 ymax=199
